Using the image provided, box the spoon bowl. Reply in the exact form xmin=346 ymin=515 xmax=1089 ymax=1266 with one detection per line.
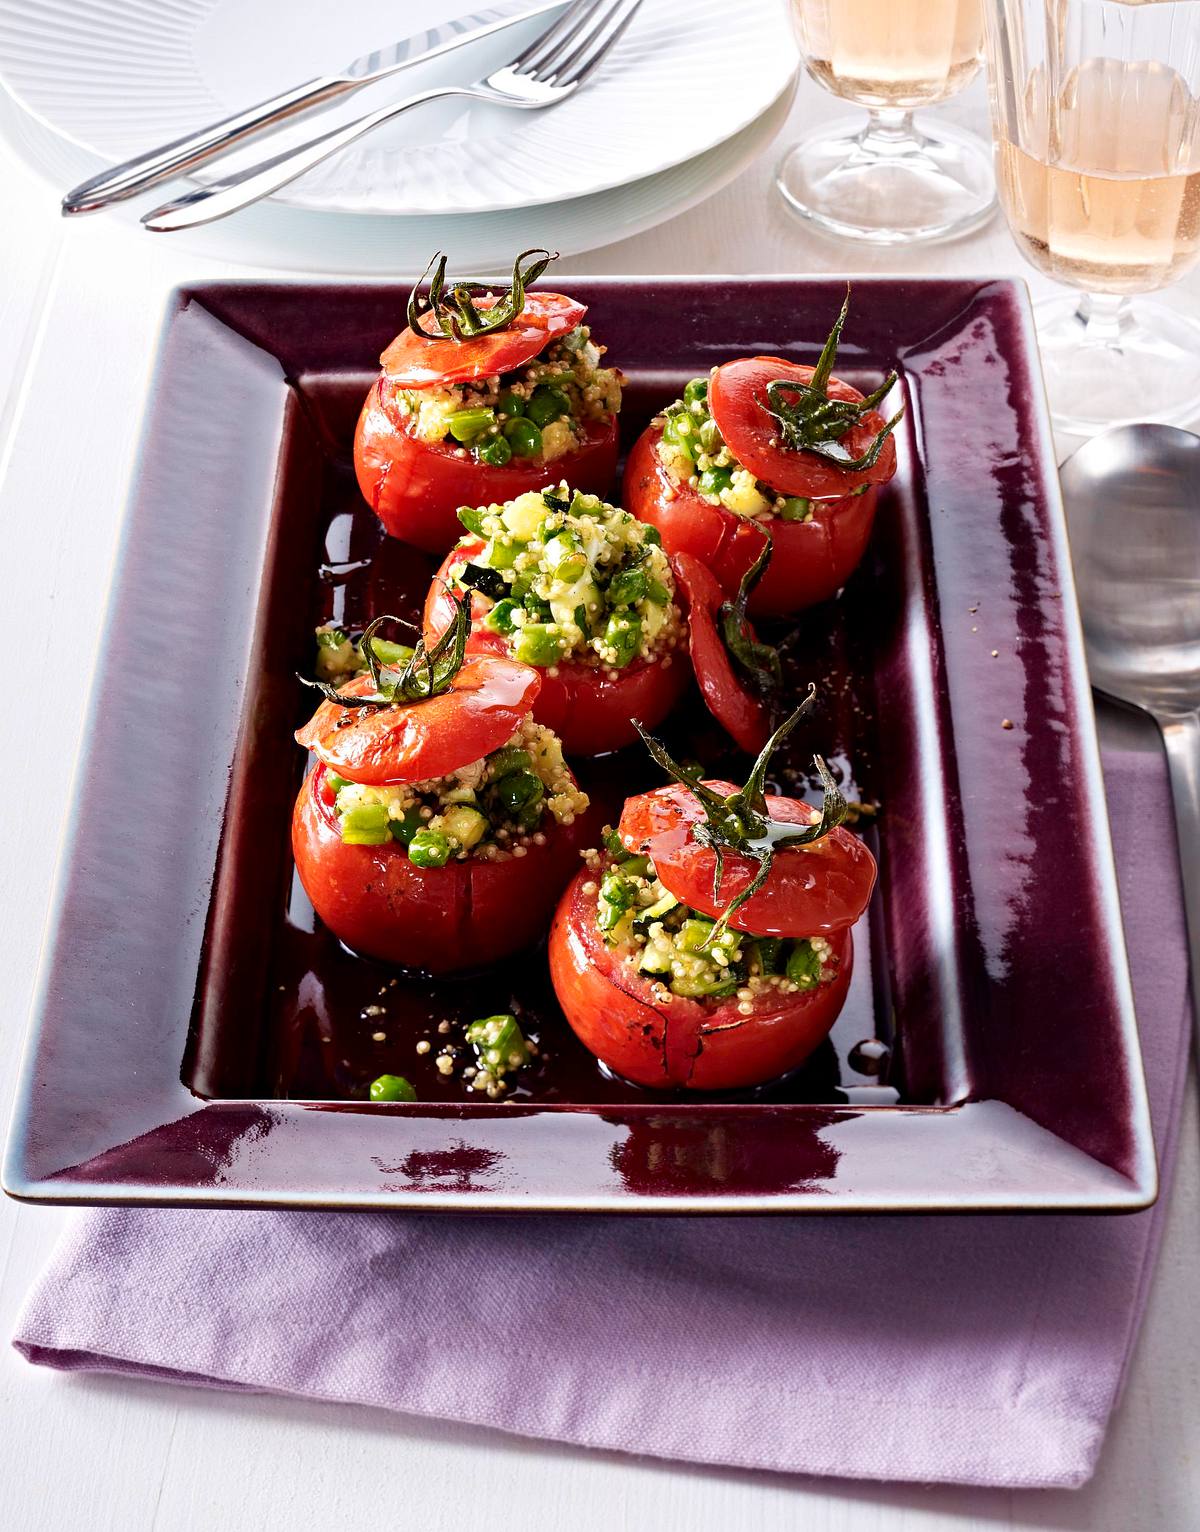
xmin=1061 ymin=424 xmax=1200 ymax=720
xmin=1060 ymin=422 xmax=1200 ymax=1048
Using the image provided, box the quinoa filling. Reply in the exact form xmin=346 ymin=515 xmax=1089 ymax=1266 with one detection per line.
xmin=655 ymin=374 xmax=870 ymax=524
xmin=448 ymin=483 xmax=684 ymax=673
xmin=392 ymin=325 xmax=622 ymax=467
xmin=584 ymin=845 xmax=838 ymax=1005
xmin=326 ymin=719 xmax=588 ymax=864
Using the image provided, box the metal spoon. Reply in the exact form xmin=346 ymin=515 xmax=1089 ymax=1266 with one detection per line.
xmin=1061 ymin=423 xmax=1200 ymax=1035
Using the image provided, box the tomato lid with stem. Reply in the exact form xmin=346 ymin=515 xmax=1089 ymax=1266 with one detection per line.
xmin=295 ymin=596 xmax=541 ymax=785
xmin=619 ymin=687 xmax=877 ymax=938
xmin=380 ymin=247 xmax=587 ymax=388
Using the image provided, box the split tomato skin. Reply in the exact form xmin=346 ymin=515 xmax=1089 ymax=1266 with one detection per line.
xmin=549 ymin=868 xmax=853 ymax=1090
xmin=424 ymin=540 xmax=691 ymax=756
xmin=355 ymin=379 xmax=620 ymax=553
xmin=293 ymin=764 xmax=596 ymax=973
xmin=623 ymin=425 xmax=879 ymax=617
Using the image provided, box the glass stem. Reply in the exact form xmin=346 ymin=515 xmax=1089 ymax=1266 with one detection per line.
xmin=858 ymin=107 xmax=921 ymax=158
xmin=1074 ymin=291 xmax=1134 ymax=351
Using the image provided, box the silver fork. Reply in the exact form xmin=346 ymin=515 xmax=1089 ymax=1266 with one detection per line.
xmin=141 ymin=0 xmax=643 ymax=232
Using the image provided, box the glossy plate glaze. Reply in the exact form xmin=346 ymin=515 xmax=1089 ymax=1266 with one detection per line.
xmin=2 ymin=278 xmax=1157 ymax=1212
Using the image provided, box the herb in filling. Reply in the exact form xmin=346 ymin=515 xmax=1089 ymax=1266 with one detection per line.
xmin=449 ymin=484 xmax=683 ymax=673
xmin=583 ymin=844 xmax=837 ymax=1006
xmin=329 ymin=719 xmax=587 ymax=862
xmin=395 ymin=325 xmax=622 ymax=466
xmin=654 ymin=374 xmax=869 ymax=523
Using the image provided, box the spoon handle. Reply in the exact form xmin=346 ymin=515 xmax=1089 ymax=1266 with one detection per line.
xmin=1161 ymin=710 xmax=1200 ymax=1035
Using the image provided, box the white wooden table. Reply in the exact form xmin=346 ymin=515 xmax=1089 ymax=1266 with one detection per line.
xmin=2 ymin=74 xmax=1198 ymax=1532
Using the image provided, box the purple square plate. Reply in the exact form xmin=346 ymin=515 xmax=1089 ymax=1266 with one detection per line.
xmin=2 ymin=277 xmax=1156 ymax=1213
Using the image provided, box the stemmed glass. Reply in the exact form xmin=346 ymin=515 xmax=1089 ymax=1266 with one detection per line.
xmin=983 ymin=0 xmax=1200 ymax=435
xmin=776 ymin=0 xmax=997 ymax=244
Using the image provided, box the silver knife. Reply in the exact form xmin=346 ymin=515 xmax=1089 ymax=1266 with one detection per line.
xmin=61 ymin=1 xmax=565 ymax=216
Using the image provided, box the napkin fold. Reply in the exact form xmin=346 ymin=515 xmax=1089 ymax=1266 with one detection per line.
xmin=13 ymin=745 xmax=1192 ymax=1490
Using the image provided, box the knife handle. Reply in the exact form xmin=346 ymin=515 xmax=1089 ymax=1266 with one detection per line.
xmin=61 ymin=74 xmax=354 ymax=215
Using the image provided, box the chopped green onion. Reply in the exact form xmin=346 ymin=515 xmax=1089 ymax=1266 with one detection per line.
xmin=407 ymin=828 xmax=452 ymax=868
xmin=447 ymin=406 xmax=495 ymax=442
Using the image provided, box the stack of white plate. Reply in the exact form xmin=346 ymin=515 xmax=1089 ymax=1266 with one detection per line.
xmin=0 ymin=0 xmax=797 ymax=273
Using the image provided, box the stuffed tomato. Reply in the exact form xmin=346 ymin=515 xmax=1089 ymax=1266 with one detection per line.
xmin=424 ymin=483 xmax=689 ymax=756
xmin=355 ymin=248 xmax=621 ymax=552
xmin=623 ymin=291 xmax=902 ymax=617
xmin=549 ymin=701 xmax=876 ymax=1090
xmin=292 ymin=608 xmax=595 ymax=973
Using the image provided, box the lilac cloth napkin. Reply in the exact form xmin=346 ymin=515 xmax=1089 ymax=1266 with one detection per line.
xmin=13 ymin=745 xmax=1192 ymax=1490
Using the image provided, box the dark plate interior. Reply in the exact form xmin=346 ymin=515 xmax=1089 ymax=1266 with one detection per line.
xmin=3 ymin=277 xmax=1156 ymax=1211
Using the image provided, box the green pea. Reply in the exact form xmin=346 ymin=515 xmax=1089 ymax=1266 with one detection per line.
xmin=683 ymin=377 xmax=709 ymax=407
xmin=492 ymin=768 xmax=544 ymax=825
xmin=786 ymin=939 xmax=823 ymax=989
xmin=496 ymin=388 xmax=525 ymax=418
xmin=447 ymin=406 xmax=495 ymax=442
xmin=388 ymin=807 xmax=424 ymax=847
xmin=607 ymin=566 xmax=648 ymax=607
xmin=407 ymin=828 xmax=452 ymax=868
xmin=369 ymin=1074 xmax=416 ymax=1103
xmin=697 ymin=466 xmax=733 ymax=497
xmin=526 ymin=384 xmax=571 ymax=428
xmin=603 ymin=611 xmax=642 ymax=669
xmin=778 ymin=496 xmax=811 ymax=522
xmin=339 ymin=804 xmax=390 ymax=846
xmin=504 ymin=417 xmax=543 ymax=458
xmin=476 ymin=434 xmax=512 ymax=467
xmin=485 ymin=598 xmax=519 ymax=635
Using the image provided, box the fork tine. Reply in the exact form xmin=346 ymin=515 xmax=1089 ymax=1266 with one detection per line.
xmin=509 ymin=0 xmax=598 ymax=74
xmin=521 ymin=0 xmax=621 ymax=79
xmin=546 ymin=0 xmax=642 ymax=86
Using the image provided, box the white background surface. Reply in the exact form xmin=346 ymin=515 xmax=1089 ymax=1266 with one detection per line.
xmin=1 ymin=63 xmax=1198 ymax=1532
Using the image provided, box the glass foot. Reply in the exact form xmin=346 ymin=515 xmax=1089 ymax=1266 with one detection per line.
xmin=775 ymin=112 xmax=996 ymax=246
xmin=1034 ymin=294 xmax=1200 ymax=437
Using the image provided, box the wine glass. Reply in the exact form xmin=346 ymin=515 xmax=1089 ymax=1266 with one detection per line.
xmin=984 ymin=0 xmax=1200 ymax=436
xmin=776 ymin=0 xmax=997 ymax=244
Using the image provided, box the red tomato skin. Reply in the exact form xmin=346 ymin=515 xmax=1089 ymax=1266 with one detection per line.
xmin=618 ymin=781 xmax=877 ymax=937
xmin=623 ymin=425 xmax=879 ymax=617
xmin=425 ymin=542 xmax=691 ymax=756
xmin=548 ymin=867 xmax=853 ymax=1090
xmin=294 ymin=659 xmax=541 ymax=786
xmin=380 ymin=292 xmax=588 ymax=388
xmin=670 ymin=552 xmax=771 ymax=755
xmin=709 ymin=356 xmax=898 ymax=500
xmin=292 ymin=764 xmax=596 ymax=972
xmin=354 ymin=379 xmax=619 ymax=553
